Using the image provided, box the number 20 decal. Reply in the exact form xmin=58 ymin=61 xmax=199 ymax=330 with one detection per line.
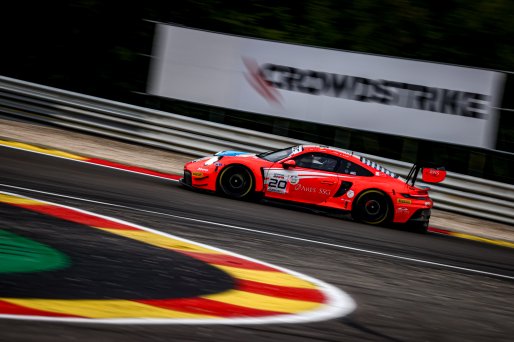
xmin=269 ymin=178 xmax=287 ymax=189
xmin=267 ymin=177 xmax=288 ymax=194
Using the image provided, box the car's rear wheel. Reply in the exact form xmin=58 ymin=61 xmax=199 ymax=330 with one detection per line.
xmin=352 ymin=190 xmax=391 ymax=225
xmin=218 ymin=165 xmax=254 ymax=199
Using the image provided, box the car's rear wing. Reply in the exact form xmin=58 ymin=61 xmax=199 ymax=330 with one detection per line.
xmin=406 ymin=163 xmax=446 ymax=187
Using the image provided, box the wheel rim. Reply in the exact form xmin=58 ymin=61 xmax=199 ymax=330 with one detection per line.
xmin=228 ymin=174 xmax=244 ymax=190
xmin=364 ymin=199 xmax=381 ymax=216
xmin=219 ymin=167 xmax=253 ymax=198
xmin=356 ymin=192 xmax=389 ymax=224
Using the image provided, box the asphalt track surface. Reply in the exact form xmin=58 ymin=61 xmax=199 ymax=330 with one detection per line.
xmin=0 ymin=203 xmax=234 ymax=300
xmin=0 ymin=145 xmax=513 ymax=341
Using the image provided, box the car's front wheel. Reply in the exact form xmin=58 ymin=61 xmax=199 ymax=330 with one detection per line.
xmin=352 ymin=190 xmax=391 ymax=225
xmin=218 ymin=165 xmax=254 ymax=199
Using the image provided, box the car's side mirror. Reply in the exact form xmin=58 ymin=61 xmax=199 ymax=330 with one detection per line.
xmin=282 ymin=159 xmax=296 ymax=169
xmin=422 ymin=167 xmax=446 ymax=183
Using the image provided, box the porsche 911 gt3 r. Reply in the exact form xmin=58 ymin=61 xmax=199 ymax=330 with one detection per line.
xmin=181 ymin=145 xmax=446 ymax=231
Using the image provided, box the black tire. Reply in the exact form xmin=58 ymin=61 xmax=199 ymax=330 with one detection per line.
xmin=217 ymin=165 xmax=254 ymax=199
xmin=352 ymin=190 xmax=391 ymax=225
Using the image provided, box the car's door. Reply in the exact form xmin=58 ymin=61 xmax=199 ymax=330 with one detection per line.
xmin=264 ymin=152 xmax=340 ymax=205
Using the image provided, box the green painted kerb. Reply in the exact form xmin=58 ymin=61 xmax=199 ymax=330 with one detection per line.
xmin=0 ymin=229 xmax=70 ymax=273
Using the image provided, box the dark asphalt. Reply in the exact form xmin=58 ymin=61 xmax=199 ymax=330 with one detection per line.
xmin=0 ymin=204 xmax=234 ymax=299
xmin=0 ymin=145 xmax=513 ymax=341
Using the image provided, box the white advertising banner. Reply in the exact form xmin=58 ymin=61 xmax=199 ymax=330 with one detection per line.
xmin=148 ymin=24 xmax=505 ymax=148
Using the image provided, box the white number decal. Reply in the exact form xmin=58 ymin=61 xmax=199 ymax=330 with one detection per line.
xmin=269 ymin=178 xmax=287 ymax=189
xmin=267 ymin=174 xmax=288 ymax=194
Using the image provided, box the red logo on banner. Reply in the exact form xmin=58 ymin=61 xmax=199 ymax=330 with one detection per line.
xmin=242 ymin=57 xmax=283 ymax=106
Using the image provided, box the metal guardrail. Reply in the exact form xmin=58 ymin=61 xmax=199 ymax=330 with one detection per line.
xmin=0 ymin=77 xmax=306 ymax=156
xmin=0 ymin=75 xmax=513 ymax=226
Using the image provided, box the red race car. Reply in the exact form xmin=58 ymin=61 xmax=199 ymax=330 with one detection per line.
xmin=181 ymin=145 xmax=445 ymax=231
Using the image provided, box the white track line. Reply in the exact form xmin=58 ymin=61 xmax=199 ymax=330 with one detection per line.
xmin=1 ymin=183 xmax=512 ymax=281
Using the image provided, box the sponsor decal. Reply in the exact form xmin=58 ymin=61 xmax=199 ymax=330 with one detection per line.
xmin=424 ymin=201 xmax=432 ymax=207
xmin=214 ymin=162 xmax=223 ymax=167
xmin=293 ymin=184 xmax=331 ymax=196
xmin=266 ymin=174 xmax=288 ymax=194
xmin=192 ymin=172 xmax=204 ymax=177
xmin=197 ymin=167 xmax=210 ymax=172
xmin=397 ymin=207 xmax=409 ymax=214
xmin=289 ymin=175 xmax=299 ymax=185
xmin=291 ymin=146 xmax=303 ymax=155
xmin=294 ymin=184 xmax=317 ymax=193
xmin=397 ymin=198 xmax=412 ymax=204
xmin=346 ymin=190 xmax=354 ymax=199
xmin=319 ymin=188 xmax=331 ymax=196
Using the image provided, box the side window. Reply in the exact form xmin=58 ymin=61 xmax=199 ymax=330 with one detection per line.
xmin=336 ymin=158 xmax=374 ymax=177
xmin=294 ymin=153 xmax=338 ymax=172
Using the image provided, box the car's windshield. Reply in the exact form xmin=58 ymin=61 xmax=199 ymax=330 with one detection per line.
xmin=257 ymin=147 xmax=295 ymax=162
